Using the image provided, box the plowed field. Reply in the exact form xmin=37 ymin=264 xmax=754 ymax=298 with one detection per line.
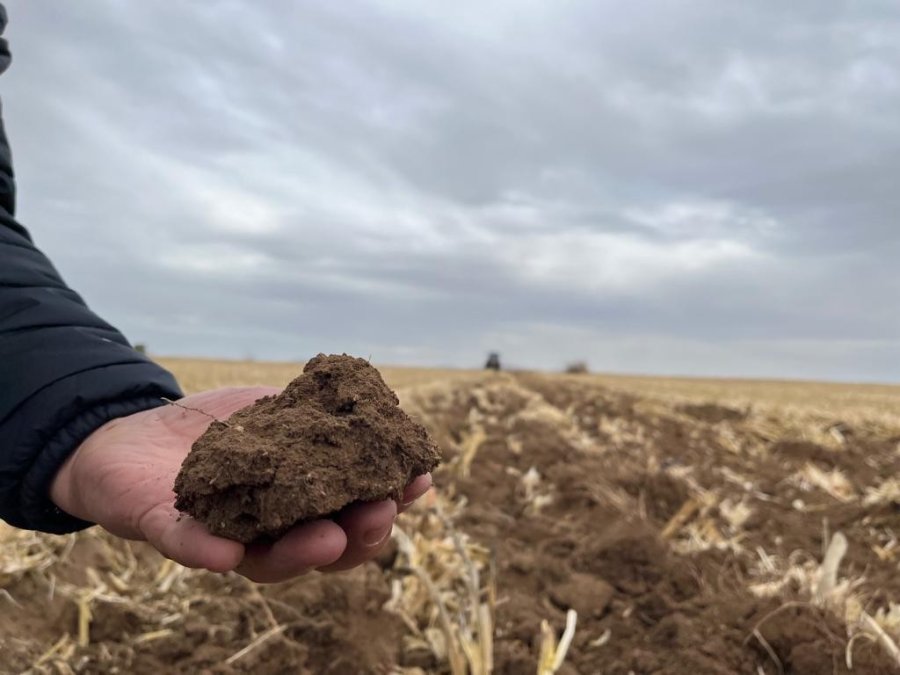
xmin=4 ymin=362 xmax=900 ymax=674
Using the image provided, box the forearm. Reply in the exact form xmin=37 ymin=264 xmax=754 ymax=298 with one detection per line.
xmin=0 ymin=224 xmax=183 ymax=532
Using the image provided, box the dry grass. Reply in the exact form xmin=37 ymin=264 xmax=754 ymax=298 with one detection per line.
xmin=162 ymin=357 xmax=900 ymax=426
xmin=0 ymin=526 xmax=205 ymax=673
xmin=748 ymin=532 xmax=900 ymax=670
xmin=157 ymin=357 xmax=483 ymax=395
xmin=387 ymin=496 xmax=495 ymax=675
xmin=156 ymin=360 xmax=900 ymax=428
xmin=584 ymin=372 xmax=900 ymax=427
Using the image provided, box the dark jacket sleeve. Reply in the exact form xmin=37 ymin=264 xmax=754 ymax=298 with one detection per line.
xmin=0 ymin=6 xmax=183 ymax=533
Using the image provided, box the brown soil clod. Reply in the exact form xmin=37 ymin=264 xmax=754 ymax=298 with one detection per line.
xmin=173 ymin=354 xmax=441 ymax=543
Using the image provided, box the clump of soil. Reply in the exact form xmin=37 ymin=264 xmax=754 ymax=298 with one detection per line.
xmin=174 ymin=354 xmax=441 ymax=542
xmin=679 ymin=402 xmax=747 ymax=424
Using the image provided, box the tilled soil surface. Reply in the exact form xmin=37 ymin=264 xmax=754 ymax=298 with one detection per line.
xmin=4 ymin=371 xmax=900 ymax=674
xmin=414 ymin=373 xmax=900 ymax=674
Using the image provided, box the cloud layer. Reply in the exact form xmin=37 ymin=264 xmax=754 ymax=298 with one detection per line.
xmin=3 ymin=1 xmax=898 ymax=381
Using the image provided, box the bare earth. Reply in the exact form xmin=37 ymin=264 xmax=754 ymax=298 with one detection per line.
xmin=3 ymin=359 xmax=900 ymax=673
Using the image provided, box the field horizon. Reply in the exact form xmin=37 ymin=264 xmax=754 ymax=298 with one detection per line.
xmin=157 ymin=356 xmax=900 ymax=425
xmin=157 ymin=354 xmax=900 ymax=389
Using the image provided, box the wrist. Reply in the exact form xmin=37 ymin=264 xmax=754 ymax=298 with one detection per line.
xmin=49 ymin=445 xmax=84 ymax=520
xmin=49 ymin=416 xmax=122 ymax=523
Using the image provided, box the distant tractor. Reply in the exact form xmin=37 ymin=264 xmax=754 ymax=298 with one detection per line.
xmin=565 ymin=361 xmax=589 ymax=374
xmin=485 ymin=352 xmax=501 ymax=371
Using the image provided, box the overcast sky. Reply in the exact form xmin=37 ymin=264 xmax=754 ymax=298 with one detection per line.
xmin=2 ymin=1 xmax=899 ymax=381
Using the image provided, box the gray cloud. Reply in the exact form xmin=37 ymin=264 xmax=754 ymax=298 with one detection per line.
xmin=2 ymin=0 xmax=899 ymax=381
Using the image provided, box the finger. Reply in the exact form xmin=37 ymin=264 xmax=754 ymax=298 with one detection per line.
xmin=398 ymin=474 xmax=433 ymax=513
xmin=138 ymin=503 xmax=244 ymax=573
xmin=235 ymin=519 xmax=347 ymax=584
xmin=317 ymin=499 xmax=397 ymax=573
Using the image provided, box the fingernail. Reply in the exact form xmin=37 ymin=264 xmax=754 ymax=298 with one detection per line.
xmin=363 ymin=523 xmax=393 ymax=547
xmin=402 ymin=475 xmax=433 ymax=507
xmin=401 ymin=491 xmax=426 ymax=508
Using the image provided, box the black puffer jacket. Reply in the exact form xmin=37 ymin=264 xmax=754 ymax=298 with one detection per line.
xmin=0 ymin=5 xmax=183 ymax=533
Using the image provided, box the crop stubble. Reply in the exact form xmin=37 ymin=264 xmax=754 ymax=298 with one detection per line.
xmin=2 ymin=362 xmax=900 ymax=673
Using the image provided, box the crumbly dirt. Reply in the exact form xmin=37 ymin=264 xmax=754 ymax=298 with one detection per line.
xmin=405 ymin=372 xmax=900 ymax=673
xmin=174 ymin=354 xmax=441 ymax=542
xmin=4 ymin=369 xmax=900 ymax=673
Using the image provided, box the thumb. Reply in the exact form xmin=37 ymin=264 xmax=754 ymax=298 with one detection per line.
xmin=137 ymin=502 xmax=245 ymax=573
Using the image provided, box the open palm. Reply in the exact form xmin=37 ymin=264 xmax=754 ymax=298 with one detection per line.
xmin=50 ymin=387 xmax=431 ymax=583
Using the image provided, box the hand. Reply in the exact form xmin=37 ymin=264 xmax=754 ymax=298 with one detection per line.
xmin=49 ymin=387 xmax=432 ymax=583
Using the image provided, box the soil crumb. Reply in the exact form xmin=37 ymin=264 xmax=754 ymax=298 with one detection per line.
xmin=173 ymin=354 xmax=441 ymax=542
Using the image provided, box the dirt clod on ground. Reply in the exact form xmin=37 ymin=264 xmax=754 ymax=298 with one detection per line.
xmin=173 ymin=354 xmax=441 ymax=542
